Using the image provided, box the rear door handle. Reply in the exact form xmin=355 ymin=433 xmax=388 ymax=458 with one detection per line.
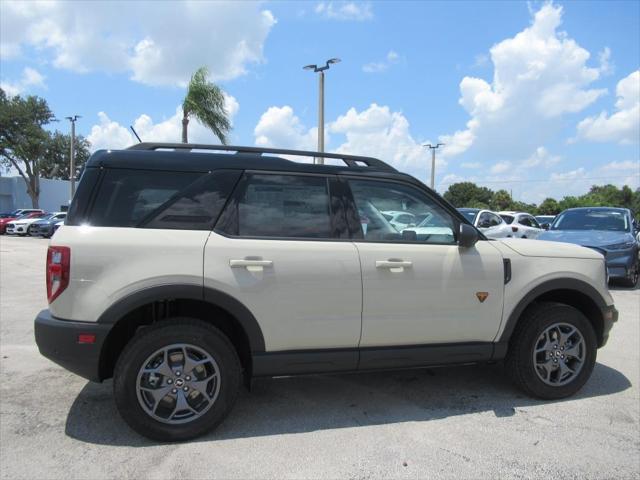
xmin=375 ymin=260 xmax=412 ymax=272
xmin=230 ymin=259 xmax=273 ymax=272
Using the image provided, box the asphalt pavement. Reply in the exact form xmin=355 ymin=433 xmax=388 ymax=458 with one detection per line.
xmin=1 ymin=235 xmax=638 ymax=479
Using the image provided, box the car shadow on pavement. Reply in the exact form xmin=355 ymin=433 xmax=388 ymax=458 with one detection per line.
xmin=64 ymin=361 xmax=631 ymax=447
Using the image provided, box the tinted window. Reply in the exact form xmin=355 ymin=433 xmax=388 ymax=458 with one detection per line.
xmin=89 ymin=169 xmax=240 ymax=229
xmin=488 ymin=213 xmax=502 ymax=226
xmin=519 ymin=216 xmax=532 ymax=227
xmin=233 ymin=174 xmax=333 ymax=238
xmin=348 ymin=179 xmax=456 ymax=244
xmin=500 ymin=214 xmax=514 ymax=224
xmin=459 ymin=209 xmax=479 ymax=223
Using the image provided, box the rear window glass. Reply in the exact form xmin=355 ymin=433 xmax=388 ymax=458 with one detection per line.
xmin=89 ymin=169 xmax=240 ymax=230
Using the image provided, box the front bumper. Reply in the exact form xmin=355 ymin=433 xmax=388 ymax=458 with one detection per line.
xmin=29 ymin=224 xmax=53 ymax=236
xmin=34 ymin=309 xmax=112 ymax=382
xmin=600 ymin=304 xmax=618 ymax=347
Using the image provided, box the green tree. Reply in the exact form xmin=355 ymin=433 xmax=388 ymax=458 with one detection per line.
xmin=0 ymin=89 xmax=55 ymax=208
xmin=537 ymin=197 xmax=560 ymax=215
xmin=492 ymin=189 xmax=512 ymax=211
xmin=443 ymin=182 xmax=493 ymax=207
xmin=39 ymin=131 xmax=91 ymax=180
xmin=182 ymin=67 xmax=231 ymax=144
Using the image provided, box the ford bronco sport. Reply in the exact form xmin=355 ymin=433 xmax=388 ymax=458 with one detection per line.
xmin=35 ymin=143 xmax=618 ymax=441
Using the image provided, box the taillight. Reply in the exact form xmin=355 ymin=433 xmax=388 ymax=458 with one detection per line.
xmin=511 ymin=226 xmax=519 ymax=232
xmin=46 ymin=246 xmax=70 ymax=303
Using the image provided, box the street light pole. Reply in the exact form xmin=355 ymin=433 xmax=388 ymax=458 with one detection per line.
xmin=304 ymin=58 xmax=341 ymax=163
xmin=423 ymin=143 xmax=444 ymax=189
xmin=65 ymin=115 xmax=81 ymax=199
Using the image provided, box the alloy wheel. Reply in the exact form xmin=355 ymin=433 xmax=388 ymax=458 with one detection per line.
xmin=533 ymin=322 xmax=586 ymax=386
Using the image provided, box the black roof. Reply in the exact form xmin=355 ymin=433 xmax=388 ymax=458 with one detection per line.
xmin=85 ymin=143 xmax=426 ymax=187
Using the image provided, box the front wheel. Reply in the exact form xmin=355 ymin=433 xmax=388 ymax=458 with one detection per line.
xmin=505 ymin=302 xmax=597 ymax=399
xmin=620 ymin=262 xmax=639 ymax=288
xmin=114 ymin=318 xmax=242 ymax=441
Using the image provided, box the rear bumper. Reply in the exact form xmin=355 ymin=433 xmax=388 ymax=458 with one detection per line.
xmin=600 ymin=304 xmax=618 ymax=347
xmin=34 ymin=309 xmax=112 ymax=382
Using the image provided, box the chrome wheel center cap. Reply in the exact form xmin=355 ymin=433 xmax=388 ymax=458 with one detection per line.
xmin=175 ymin=378 xmax=185 ymax=387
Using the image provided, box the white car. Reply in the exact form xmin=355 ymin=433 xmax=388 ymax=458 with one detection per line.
xmin=381 ymin=210 xmax=417 ymax=231
xmin=402 ymin=212 xmax=456 ymax=242
xmin=499 ymin=211 xmax=544 ymax=239
xmin=458 ymin=208 xmax=513 ymax=238
xmin=35 ymin=142 xmax=618 ymax=441
xmin=6 ymin=212 xmax=66 ymax=236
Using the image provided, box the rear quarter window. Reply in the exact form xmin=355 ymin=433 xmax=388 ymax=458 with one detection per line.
xmin=86 ymin=169 xmax=241 ymax=230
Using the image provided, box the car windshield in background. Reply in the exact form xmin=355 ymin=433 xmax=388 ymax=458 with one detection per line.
xmin=551 ymin=210 xmax=629 ymax=232
xmin=458 ymin=209 xmax=479 ymax=223
xmin=500 ymin=214 xmax=514 ymax=224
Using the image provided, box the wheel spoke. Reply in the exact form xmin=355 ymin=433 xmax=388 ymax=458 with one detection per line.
xmin=140 ymin=385 xmax=173 ymax=407
xmin=188 ymin=376 xmax=216 ymax=399
xmin=169 ymin=390 xmax=197 ymax=419
xmin=564 ymin=341 xmax=583 ymax=359
xmin=558 ymin=327 xmax=576 ymax=345
xmin=557 ymin=360 xmax=574 ymax=381
xmin=143 ymin=349 xmax=174 ymax=378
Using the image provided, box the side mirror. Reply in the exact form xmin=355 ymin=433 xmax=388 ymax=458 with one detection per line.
xmin=541 ymin=223 xmax=550 ymax=230
xmin=458 ymin=223 xmax=479 ymax=248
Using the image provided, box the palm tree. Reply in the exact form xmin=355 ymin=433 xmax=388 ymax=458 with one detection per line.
xmin=182 ymin=67 xmax=230 ymax=144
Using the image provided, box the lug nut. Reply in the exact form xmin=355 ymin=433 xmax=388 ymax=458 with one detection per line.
xmin=167 ymin=379 xmax=173 ymax=384
xmin=175 ymin=371 xmax=181 ymax=376
xmin=183 ymin=386 xmax=189 ymax=392
xmin=171 ymin=388 xmax=177 ymax=394
xmin=185 ymin=376 xmax=191 ymax=381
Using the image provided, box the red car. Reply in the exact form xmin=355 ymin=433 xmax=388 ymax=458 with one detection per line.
xmin=0 ymin=210 xmax=45 ymax=234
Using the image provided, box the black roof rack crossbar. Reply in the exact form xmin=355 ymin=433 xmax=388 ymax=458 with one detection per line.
xmin=126 ymin=142 xmax=397 ymax=172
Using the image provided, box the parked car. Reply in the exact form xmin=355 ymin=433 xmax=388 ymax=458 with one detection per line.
xmin=52 ymin=220 xmax=64 ymax=235
xmin=35 ymin=143 xmax=617 ymax=441
xmin=402 ymin=212 xmax=456 ymax=242
xmin=381 ymin=210 xmax=417 ymax=231
xmin=458 ymin=208 xmax=513 ymax=238
xmin=0 ymin=210 xmax=45 ymax=234
xmin=536 ymin=215 xmax=556 ymax=228
xmin=538 ymin=207 xmax=639 ymax=287
xmin=5 ymin=212 xmax=50 ymax=236
xmin=499 ymin=211 xmax=544 ymax=239
xmin=29 ymin=212 xmax=67 ymax=238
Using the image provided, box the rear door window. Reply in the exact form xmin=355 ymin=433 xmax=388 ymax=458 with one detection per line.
xmin=217 ymin=173 xmax=335 ymax=239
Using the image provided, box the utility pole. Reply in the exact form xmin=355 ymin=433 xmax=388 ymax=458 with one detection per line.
xmin=304 ymin=58 xmax=341 ymax=163
xmin=423 ymin=143 xmax=444 ymax=189
xmin=65 ymin=115 xmax=81 ymax=198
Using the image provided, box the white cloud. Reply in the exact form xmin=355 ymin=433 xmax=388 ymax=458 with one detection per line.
xmin=315 ymin=2 xmax=373 ymax=21
xmin=602 ymin=160 xmax=640 ymax=171
xmin=439 ymin=3 xmax=608 ymax=160
xmin=254 ymin=106 xmax=318 ymax=151
xmin=490 ymin=161 xmax=511 ymax=174
xmin=330 ymin=104 xmax=438 ymax=178
xmin=253 ymin=103 xmax=436 ymax=181
xmin=574 ymin=70 xmax=640 ymax=144
xmin=0 ymin=67 xmax=46 ymax=96
xmin=0 ymin=1 xmax=275 ymax=86
xmin=521 ymin=146 xmax=561 ymax=168
xmin=87 ymin=93 xmax=239 ymax=151
xmin=363 ymin=50 xmax=400 ymax=73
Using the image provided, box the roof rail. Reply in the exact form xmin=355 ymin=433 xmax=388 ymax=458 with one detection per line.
xmin=126 ymin=142 xmax=397 ymax=172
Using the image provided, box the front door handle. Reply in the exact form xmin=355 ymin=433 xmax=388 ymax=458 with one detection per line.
xmin=375 ymin=259 xmax=412 ymax=272
xmin=230 ymin=259 xmax=273 ymax=272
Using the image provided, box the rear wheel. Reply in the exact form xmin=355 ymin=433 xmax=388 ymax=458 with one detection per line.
xmin=506 ymin=302 xmax=597 ymax=399
xmin=114 ymin=318 xmax=241 ymax=441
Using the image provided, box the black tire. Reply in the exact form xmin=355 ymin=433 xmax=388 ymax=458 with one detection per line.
xmin=114 ymin=318 xmax=242 ymax=441
xmin=505 ymin=302 xmax=597 ymax=400
xmin=620 ymin=262 xmax=639 ymax=288
xmin=26 ymin=225 xmax=33 ymax=236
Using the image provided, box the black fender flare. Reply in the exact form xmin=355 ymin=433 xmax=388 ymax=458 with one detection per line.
xmin=498 ymin=278 xmax=607 ymax=345
xmin=97 ymin=284 xmax=266 ymax=353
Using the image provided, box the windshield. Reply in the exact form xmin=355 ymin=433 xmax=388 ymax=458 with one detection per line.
xmin=551 ymin=210 xmax=629 ymax=232
xmin=458 ymin=209 xmax=479 ymax=223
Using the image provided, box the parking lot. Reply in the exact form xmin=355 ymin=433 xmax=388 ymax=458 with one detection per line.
xmin=0 ymin=234 xmax=638 ymax=479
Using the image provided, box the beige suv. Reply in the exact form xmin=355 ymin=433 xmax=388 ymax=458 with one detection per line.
xmin=35 ymin=143 xmax=618 ymax=441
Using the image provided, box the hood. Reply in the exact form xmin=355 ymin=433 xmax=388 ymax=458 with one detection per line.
xmin=497 ymin=238 xmax=604 ymax=259
xmin=0 ymin=217 xmax=16 ymax=225
xmin=537 ymin=229 xmax=634 ymax=248
xmin=32 ymin=218 xmax=57 ymax=226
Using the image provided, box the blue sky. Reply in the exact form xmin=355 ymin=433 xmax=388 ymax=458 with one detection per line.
xmin=1 ymin=0 xmax=638 ymax=203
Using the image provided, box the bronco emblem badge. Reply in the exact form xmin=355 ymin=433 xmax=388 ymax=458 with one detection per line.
xmin=476 ymin=292 xmax=489 ymax=303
